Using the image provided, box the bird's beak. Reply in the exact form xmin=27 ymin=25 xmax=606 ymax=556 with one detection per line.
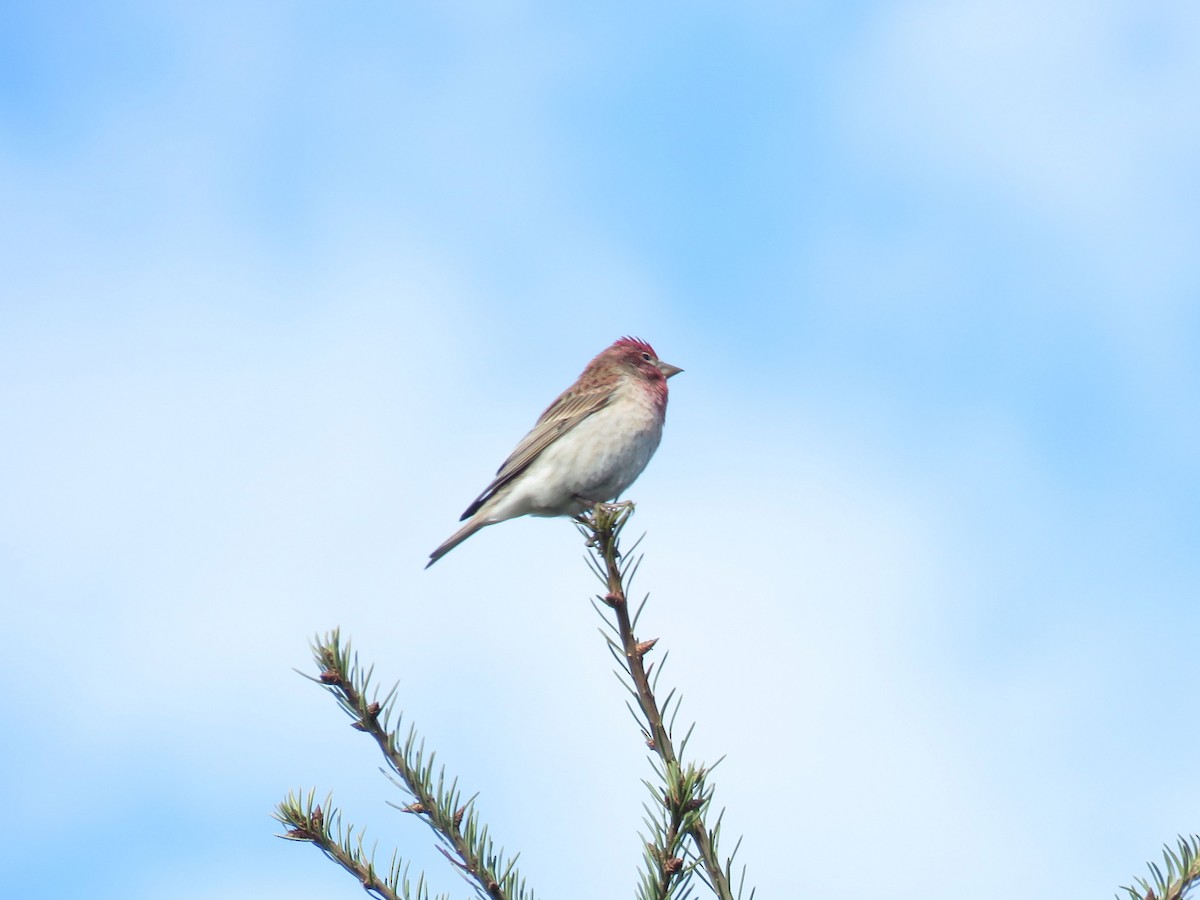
xmin=658 ymin=361 xmax=683 ymax=379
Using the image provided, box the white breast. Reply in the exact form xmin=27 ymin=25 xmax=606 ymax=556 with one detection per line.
xmin=494 ymin=378 xmax=665 ymax=518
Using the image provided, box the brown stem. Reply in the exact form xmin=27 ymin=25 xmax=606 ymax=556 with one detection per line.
xmin=314 ymin=643 xmax=508 ymax=900
xmin=590 ymin=507 xmax=736 ymax=900
xmin=286 ymin=812 xmax=401 ymax=900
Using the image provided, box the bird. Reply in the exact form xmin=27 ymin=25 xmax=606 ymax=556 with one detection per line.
xmin=427 ymin=336 xmax=682 ymax=567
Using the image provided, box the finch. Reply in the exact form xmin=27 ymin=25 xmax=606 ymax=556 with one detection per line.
xmin=427 ymin=336 xmax=682 ymax=567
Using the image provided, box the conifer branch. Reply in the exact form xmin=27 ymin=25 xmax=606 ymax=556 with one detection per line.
xmin=275 ymin=788 xmax=427 ymax=900
xmin=577 ymin=503 xmax=753 ymax=900
xmin=1117 ymin=835 xmax=1200 ymax=900
xmin=274 ymin=631 xmax=535 ymax=900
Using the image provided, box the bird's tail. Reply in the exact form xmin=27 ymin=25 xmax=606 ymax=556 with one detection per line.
xmin=425 ymin=516 xmax=489 ymax=568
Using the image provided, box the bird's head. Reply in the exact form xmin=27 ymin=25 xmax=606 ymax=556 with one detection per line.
xmin=609 ymin=336 xmax=683 ymax=383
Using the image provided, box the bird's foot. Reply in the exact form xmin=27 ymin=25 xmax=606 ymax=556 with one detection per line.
xmin=572 ymin=509 xmax=600 ymax=546
xmin=575 ymin=497 xmax=633 ymax=515
xmin=572 ymin=496 xmax=600 ymax=520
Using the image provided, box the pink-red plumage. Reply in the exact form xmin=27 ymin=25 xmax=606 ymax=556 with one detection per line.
xmin=427 ymin=337 xmax=682 ymax=567
xmin=613 ymin=335 xmax=658 ymax=356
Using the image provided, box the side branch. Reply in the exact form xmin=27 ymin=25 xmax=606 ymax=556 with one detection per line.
xmin=275 ymin=631 xmax=534 ymax=900
xmin=1118 ymin=835 xmax=1200 ymax=900
xmin=275 ymin=789 xmax=412 ymax=900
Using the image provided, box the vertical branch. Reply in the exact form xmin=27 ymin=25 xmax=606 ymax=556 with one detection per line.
xmin=597 ymin=514 xmax=674 ymax=759
xmin=582 ymin=503 xmax=742 ymax=900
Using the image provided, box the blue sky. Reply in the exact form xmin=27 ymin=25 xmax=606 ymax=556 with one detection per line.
xmin=2 ymin=2 xmax=1198 ymax=898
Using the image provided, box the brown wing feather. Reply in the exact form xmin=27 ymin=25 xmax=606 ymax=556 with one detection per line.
xmin=494 ymin=387 xmax=612 ymax=482
xmin=459 ymin=379 xmax=613 ymax=520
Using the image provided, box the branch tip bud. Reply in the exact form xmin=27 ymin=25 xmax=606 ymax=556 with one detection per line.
xmin=634 ymin=638 xmax=658 ymax=656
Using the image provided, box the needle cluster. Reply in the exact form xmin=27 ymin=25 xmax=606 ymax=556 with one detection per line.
xmin=578 ymin=503 xmax=752 ymax=900
xmin=274 ymin=632 xmax=533 ymax=900
xmin=1117 ymin=835 xmax=1200 ymax=900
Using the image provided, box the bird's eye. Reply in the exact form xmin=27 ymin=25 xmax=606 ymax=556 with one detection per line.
xmin=642 ymin=352 xmax=652 ymax=361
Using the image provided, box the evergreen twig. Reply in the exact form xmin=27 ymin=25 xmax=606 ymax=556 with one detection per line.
xmin=1117 ymin=835 xmax=1200 ymax=900
xmin=577 ymin=502 xmax=753 ymax=900
xmin=274 ymin=631 xmax=534 ymax=900
xmin=275 ymin=788 xmax=428 ymax=900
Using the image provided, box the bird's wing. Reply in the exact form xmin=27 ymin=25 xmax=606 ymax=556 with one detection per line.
xmin=459 ymin=379 xmax=613 ymax=520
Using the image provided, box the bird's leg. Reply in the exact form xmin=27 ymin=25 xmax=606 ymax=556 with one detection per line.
xmin=574 ymin=496 xmax=634 ymax=515
xmin=608 ymin=503 xmax=632 ymax=556
xmin=572 ymin=496 xmax=604 ymax=523
xmin=572 ymin=497 xmax=634 ymax=558
xmin=573 ymin=496 xmax=629 ymax=548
